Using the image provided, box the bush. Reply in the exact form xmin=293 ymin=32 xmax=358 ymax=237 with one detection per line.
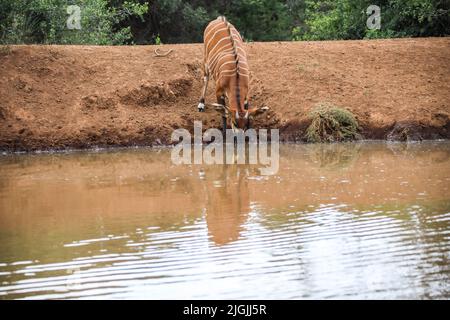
xmin=295 ymin=0 xmax=449 ymax=41
xmin=1 ymin=0 xmax=448 ymax=45
xmin=305 ymin=103 xmax=361 ymax=143
xmin=0 ymin=0 xmax=148 ymax=45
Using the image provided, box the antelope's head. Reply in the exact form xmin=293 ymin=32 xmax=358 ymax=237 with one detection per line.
xmin=227 ymin=94 xmax=269 ymax=130
xmin=226 ymin=83 xmax=268 ymax=130
xmin=231 ymin=101 xmax=251 ymax=130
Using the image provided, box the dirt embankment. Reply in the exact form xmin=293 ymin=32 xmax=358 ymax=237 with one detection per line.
xmin=0 ymin=38 xmax=449 ymax=152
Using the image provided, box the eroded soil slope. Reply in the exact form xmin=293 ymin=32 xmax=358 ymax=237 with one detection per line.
xmin=0 ymin=38 xmax=449 ymax=151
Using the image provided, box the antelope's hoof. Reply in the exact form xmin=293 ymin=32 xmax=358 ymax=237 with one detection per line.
xmin=197 ymin=102 xmax=205 ymax=112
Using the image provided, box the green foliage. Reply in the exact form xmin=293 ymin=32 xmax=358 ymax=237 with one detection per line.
xmin=0 ymin=0 xmax=448 ymax=45
xmin=152 ymin=0 xmax=210 ymax=43
xmin=225 ymin=0 xmax=293 ymax=41
xmin=305 ymin=103 xmax=361 ymax=143
xmin=0 ymin=0 xmax=148 ymax=45
xmin=296 ymin=0 xmax=449 ymax=40
xmin=155 ymin=34 xmax=162 ymax=45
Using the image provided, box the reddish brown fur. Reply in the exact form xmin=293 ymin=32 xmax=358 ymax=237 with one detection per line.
xmin=199 ymin=16 xmax=250 ymax=129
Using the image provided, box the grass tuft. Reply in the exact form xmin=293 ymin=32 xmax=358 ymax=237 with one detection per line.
xmin=305 ymin=103 xmax=361 ymax=143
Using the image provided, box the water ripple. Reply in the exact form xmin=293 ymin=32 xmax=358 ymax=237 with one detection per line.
xmin=1 ymin=142 xmax=449 ymax=299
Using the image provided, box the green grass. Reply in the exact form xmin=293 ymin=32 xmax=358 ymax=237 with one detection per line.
xmin=305 ymin=103 xmax=361 ymax=143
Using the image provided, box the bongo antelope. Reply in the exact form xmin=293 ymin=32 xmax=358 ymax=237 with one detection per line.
xmin=197 ymin=16 xmax=267 ymax=131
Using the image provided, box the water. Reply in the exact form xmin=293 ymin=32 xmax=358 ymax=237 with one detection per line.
xmin=0 ymin=142 xmax=449 ymax=300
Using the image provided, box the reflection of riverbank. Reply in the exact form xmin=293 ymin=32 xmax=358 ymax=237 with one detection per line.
xmin=1 ymin=143 xmax=449 ymax=240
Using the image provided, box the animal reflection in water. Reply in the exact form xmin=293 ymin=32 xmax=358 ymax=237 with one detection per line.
xmin=201 ymin=165 xmax=252 ymax=246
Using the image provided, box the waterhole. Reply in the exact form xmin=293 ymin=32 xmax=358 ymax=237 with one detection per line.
xmin=0 ymin=142 xmax=449 ymax=299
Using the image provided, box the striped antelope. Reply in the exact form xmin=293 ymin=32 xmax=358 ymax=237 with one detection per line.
xmin=197 ymin=16 xmax=267 ymax=131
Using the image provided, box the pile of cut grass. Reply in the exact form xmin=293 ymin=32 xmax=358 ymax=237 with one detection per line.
xmin=305 ymin=104 xmax=361 ymax=143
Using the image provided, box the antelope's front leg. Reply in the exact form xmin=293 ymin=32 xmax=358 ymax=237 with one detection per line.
xmin=217 ymin=95 xmax=227 ymax=133
xmin=197 ymin=65 xmax=209 ymax=112
xmin=222 ymin=114 xmax=228 ymax=134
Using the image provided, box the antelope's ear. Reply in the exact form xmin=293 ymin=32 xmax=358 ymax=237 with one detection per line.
xmin=250 ymin=106 xmax=269 ymax=115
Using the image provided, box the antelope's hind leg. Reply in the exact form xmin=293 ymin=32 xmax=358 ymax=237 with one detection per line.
xmin=198 ymin=64 xmax=209 ymax=112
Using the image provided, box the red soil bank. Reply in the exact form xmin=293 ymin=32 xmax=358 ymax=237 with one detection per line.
xmin=0 ymin=38 xmax=449 ymax=151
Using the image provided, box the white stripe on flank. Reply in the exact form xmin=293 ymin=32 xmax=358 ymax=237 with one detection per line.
xmin=209 ymin=53 xmax=247 ymax=75
xmin=217 ymin=61 xmax=240 ymax=72
xmin=209 ymin=51 xmax=247 ymax=72
xmin=208 ymin=53 xmax=234 ymax=73
xmin=219 ymin=65 xmax=249 ymax=74
xmin=217 ymin=72 xmax=249 ymax=82
xmin=209 ymin=57 xmax=249 ymax=79
xmin=205 ymin=27 xmax=229 ymax=51
xmin=219 ymin=68 xmax=249 ymax=75
xmin=209 ymin=54 xmax=233 ymax=73
xmin=207 ymin=42 xmax=247 ymax=66
xmin=213 ymin=53 xmax=248 ymax=66
xmin=203 ymin=19 xmax=249 ymax=85
xmin=207 ymin=37 xmax=234 ymax=60
xmin=205 ymin=27 xmax=244 ymax=57
xmin=207 ymin=43 xmax=233 ymax=64
xmin=204 ymin=21 xmax=226 ymax=42
xmin=233 ymin=32 xmax=243 ymax=42
xmin=215 ymin=66 xmax=248 ymax=80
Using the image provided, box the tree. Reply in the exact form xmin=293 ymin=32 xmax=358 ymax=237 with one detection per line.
xmin=295 ymin=0 xmax=449 ymax=40
xmin=1 ymin=0 xmax=448 ymax=45
xmin=0 ymin=0 xmax=148 ymax=44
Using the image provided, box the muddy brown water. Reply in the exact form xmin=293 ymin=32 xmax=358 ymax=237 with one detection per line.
xmin=0 ymin=142 xmax=449 ymax=299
